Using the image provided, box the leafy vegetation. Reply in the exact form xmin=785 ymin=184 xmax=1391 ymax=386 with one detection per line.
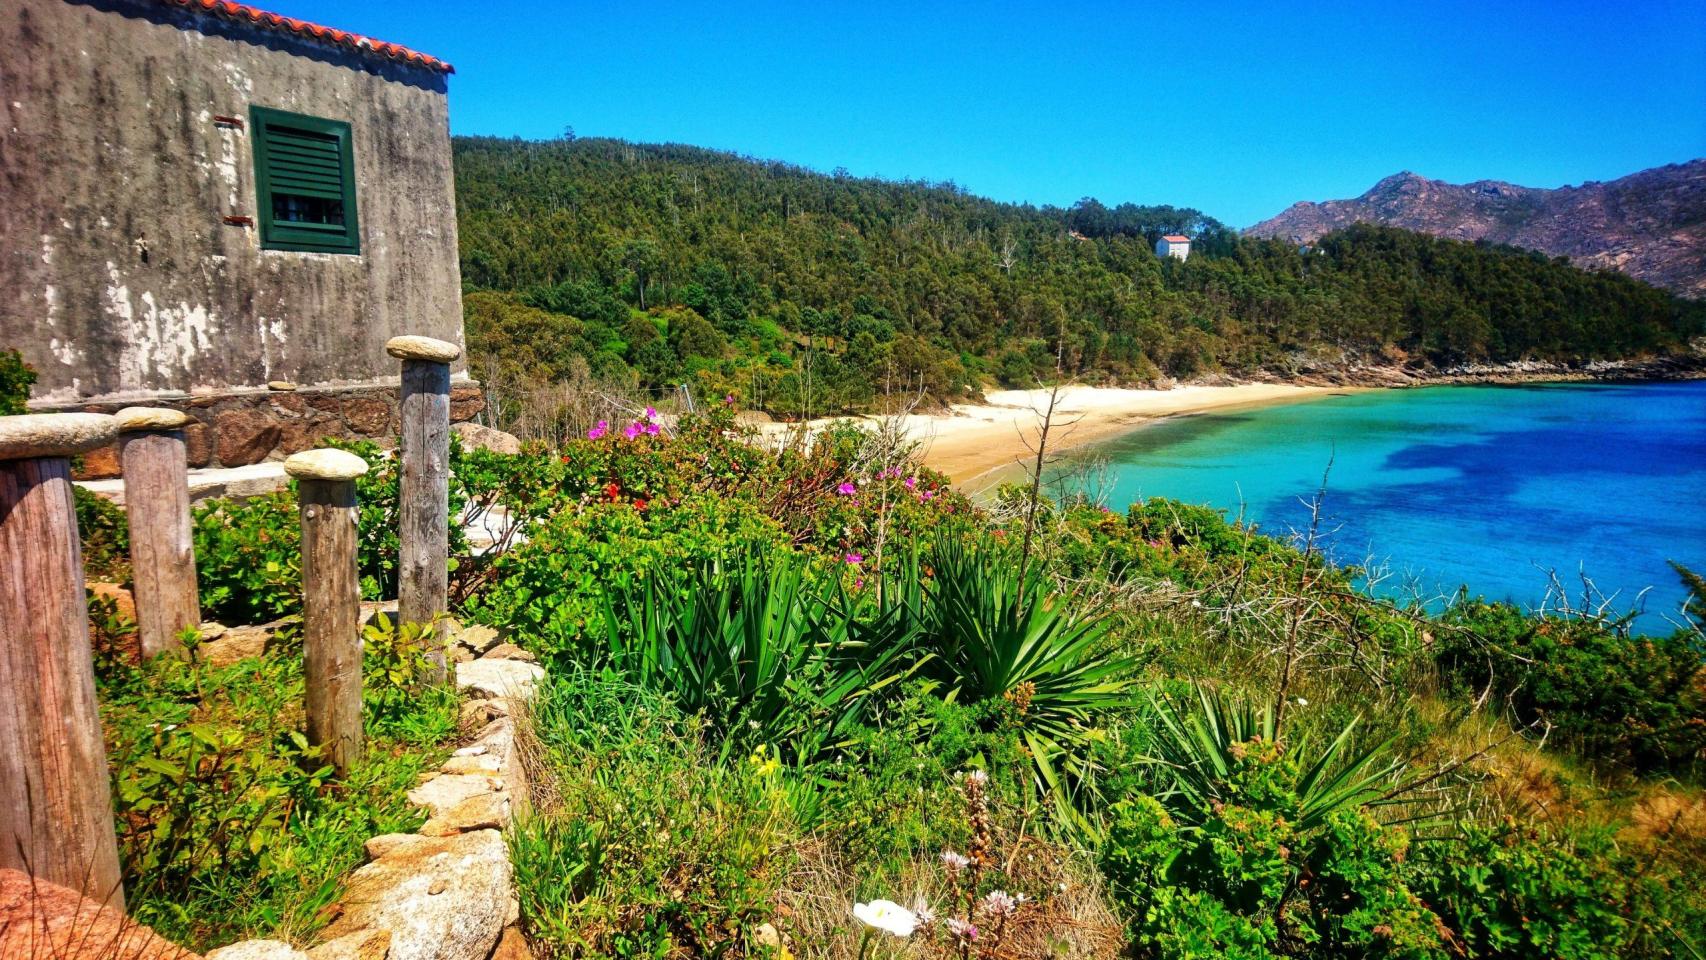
xmin=0 ymin=347 xmax=34 ymax=415
xmin=97 ymin=615 xmax=457 ymax=949
xmin=31 ymin=341 xmax=1701 ymax=956
xmin=1436 ymin=600 xmax=1706 ymax=773
xmin=445 ymin=415 xmax=1703 ymax=958
xmin=193 ymin=439 xmax=470 ymax=625
xmin=454 ymin=137 xmax=1706 ymax=426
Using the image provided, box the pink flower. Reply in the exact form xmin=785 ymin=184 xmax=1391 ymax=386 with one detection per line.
xmin=586 ymin=420 xmax=608 ymax=440
xmin=904 ymin=476 xmax=917 ymax=490
xmin=920 ymin=490 xmax=937 ymax=501
xmin=836 ymin=482 xmax=857 ymax=496
xmin=644 ymin=406 xmax=659 ymax=421
xmin=844 ymin=553 xmax=863 ymax=564
xmin=644 ymin=421 xmax=661 ymax=435
xmin=724 ymin=393 xmax=736 ymax=405
xmin=622 ymin=423 xmax=642 ymax=440
xmin=946 ymin=918 xmax=978 ymax=942
xmin=854 ymin=577 xmax=865 ymax=589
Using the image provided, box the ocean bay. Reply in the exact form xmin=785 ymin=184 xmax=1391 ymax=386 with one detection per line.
xmin=1050 ymin=380 xmax=1706 ymax=630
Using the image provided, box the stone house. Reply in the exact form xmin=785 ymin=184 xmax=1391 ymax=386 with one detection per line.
xmin=0 ymin=0 xmax=478 ymax=475
xmin=1155 ymin=234 xmax=1192 ymax=261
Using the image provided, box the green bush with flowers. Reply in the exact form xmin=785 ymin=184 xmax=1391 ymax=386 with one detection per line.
xmin=73 ymin=396 xmax=1706 ymax=959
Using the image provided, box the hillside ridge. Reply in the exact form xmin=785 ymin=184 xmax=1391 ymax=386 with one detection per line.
xmin=1247 ymin=160 xmax=1706 ymax=297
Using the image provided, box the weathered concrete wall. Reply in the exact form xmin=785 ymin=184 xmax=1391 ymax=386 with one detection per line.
xmin=1 ymin=0 xmax=466 ymax=406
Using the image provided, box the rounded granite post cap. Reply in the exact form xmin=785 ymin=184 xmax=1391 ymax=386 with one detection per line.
xmin=115 ymin=406 xmax=193 ymax=433
xmin=0 ymin=412 xmax=120 ymax=460
xmin=386 ymin=335 xmax=462 ymax=363
xmin=284 ymin=448 xmax=370 ymax=482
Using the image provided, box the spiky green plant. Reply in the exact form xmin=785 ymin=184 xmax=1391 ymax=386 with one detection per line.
xmin=924 ymin=537 xmax=1134 ymax=801
xmin=596 ymin=549 xmax=917 ymax=759
xmin=1142 ymin=685 xmax=1409 ymax=831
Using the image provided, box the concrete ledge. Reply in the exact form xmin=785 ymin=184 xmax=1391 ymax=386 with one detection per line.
xmin=77 ymin=462 xmax=289 ymax=506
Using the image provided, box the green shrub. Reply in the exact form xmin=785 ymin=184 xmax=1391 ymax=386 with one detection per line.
xmin=1412 ymin=823 xmax=1706 ymax=959
xmin=1134 ymin=686 xmax=1408 ymax=833
xmin=76 ymin=484 xmax=131 ymax=580
xmin=1101 ymin=741 xmax=1442 ymax=960
xmin=596 ymin=547 xmax=917 ymax=759
xmin=1436 ymin=599 xmax=1706 ymax=773
xmin=463 ymin=492 xmax=787 ymax=658
xmin=814 ymin=684 xmax=1040 ymax=875
xmin=193 ymin=490 xmax=301 ymax=624
xmin=192 ymin=440 xmax=470 ymax=625
xmin=0 ymin=347 xmax=34 ymax=414
xmin=924 ymin=536 xmax=1134 ymax=805
xmin=99 ymin=646 xmax=455 ymax=950
xmin=510 ymin=670 xmax=796 ymax=957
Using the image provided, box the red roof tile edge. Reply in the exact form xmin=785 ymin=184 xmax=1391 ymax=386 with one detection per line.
xmin=159 ymin=0 xmax=454 ymax=74
xmin=1160 ymin=234 xmax=1191 ymax=243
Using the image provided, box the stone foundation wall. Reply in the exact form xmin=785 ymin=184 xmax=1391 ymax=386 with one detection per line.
xmin=56 ymin=381 xmax=484 ymax=479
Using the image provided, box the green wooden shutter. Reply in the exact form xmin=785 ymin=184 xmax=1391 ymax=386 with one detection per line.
xmin=251 ymin=107 xmax=360 ymax=254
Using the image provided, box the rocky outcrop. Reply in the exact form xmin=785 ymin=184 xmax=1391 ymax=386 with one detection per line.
xmin=0 ymin=868 xmax=199 ymax=960
xmin=455 ymin=658 xmax=546 ymax=702
xmin=1246 ymin=159 xmax=1706 ymax=297
xmin=449 ymin=422 xmax=521 ymax=456
xmin=206 ymin=941 xmax=307 ymax=960
xmin=309 ymin=830 xmax=514 ymax=960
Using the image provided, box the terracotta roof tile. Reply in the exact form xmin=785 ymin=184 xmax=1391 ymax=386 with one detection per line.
xmin=159 ymin=0 xmax=453 ymax=74
xmin=1161 ymin=234 xmax=1191 ymax=243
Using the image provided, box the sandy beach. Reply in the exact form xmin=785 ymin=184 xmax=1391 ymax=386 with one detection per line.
xmin=759 ymin=383 xmax=1357 ymax=487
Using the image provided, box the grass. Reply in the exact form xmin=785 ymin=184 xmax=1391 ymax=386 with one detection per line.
xmin=508 ymin=669 xmax=1124 ymax=959
xmin=95 ymin=621 xmax=459 ymax=950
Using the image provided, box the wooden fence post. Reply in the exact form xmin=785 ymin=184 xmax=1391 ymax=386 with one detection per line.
xmin=0 ymin=413 xmax=126 ymax=909
xmin=117 ymin=407 xmax=200 ymax=660
xmin=387 ymin=335 xmax=461 ymax=685
xmin=287 ymin=448 xmax=368 ymax=776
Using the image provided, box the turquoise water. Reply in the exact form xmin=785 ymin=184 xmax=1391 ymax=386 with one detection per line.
xmin=1048 ymin=381 xmax=1706 ymax=631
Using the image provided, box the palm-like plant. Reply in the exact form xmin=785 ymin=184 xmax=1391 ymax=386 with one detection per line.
xmin=1142 ymin=685 xmax=1409 ymax=831
xmin=596 ymin=550 xmax=918 ymax=759
xmin=924 ymin=538 xmax=1134 ymax=799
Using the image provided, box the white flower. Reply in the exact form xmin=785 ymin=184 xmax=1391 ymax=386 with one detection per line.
xmin=910 ymin=896 xmax=936 ymax=925
xmin=1295 ymin=697 xmax=1308 ymax=706
xmin=940 ymin=850 xmax=970 ymax=874
xmin=852 ymin=899 xmax=918 ymax=938
xmin=963 ymin=769 xmax=989 ymax=785
xmin=980 ymin=890 xmax=1019 ymax=918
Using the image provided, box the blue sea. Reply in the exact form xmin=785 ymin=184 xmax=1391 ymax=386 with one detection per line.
xmin=1046 ymin=381 xmax=1706 ymax=632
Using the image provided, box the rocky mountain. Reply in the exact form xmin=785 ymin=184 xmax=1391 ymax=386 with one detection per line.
xmin=1246 ymin=160 xmax=1706 ymax=298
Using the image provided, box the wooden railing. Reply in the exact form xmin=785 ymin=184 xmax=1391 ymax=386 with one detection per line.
xmin=0 ymin=335 xmax=461 ymax=912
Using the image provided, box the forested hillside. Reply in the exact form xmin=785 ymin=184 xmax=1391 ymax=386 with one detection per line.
xmin=454 ymin=136 xmax=1705 ymax=418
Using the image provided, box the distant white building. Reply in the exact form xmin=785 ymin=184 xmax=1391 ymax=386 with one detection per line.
xmin=1156 ymin=234 xmax=1192 ymax=261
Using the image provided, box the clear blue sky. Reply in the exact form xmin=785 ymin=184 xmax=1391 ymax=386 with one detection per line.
xmin=277 ymin=0 xmax=1704 ymax=227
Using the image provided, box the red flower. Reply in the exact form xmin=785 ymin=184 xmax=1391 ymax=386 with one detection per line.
xmin=604 ymin=482 xmax=621 ymax=500
xmin=633 ymin=498 xmax=648 ymax=511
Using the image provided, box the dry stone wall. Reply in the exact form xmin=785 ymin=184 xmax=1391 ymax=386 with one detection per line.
xmin=206 ymin=628 xmax=544 ymax=960
xmin=57 ymin=383 xmax=484 ymax=478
